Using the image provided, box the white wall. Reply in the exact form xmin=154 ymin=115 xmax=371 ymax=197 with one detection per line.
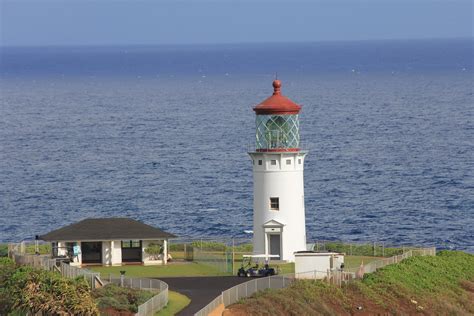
xmin=111 ymin=240 xmax=122 ymax=265
xmin=250 ymin=151 xmax=307 ymax=262
xmin=102 ymin=241 xmax=111 ymax=265
xmin=295 ymin=253 xmax=345 ymax=279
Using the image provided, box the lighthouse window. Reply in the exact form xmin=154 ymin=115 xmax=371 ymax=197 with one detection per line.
xmin=270 ymin=197 xmax=279 ymax=210
xmin=258 ymin=160 xmax=263 ymax=165
xmin=298 ymin=159 xmax=302 ymax=164
xmin=271 ymin=160 xmax=277 ymax=165
xmin=286 ymin=159 xmax=291 ymax=165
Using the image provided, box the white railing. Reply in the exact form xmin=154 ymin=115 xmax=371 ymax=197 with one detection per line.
xmin=59 ymin=261 xmax=102 ymax=288
xmin=195 ymin=295 xmax=223 ymax=316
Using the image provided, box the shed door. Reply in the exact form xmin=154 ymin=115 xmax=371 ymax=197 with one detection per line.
xmin=269 ymin=234 xmax=281 ymax=260
xmin=82 ymin=242 xmax=102 ymax=264
xmin=122 ymin=240 xmax=142 ymax=263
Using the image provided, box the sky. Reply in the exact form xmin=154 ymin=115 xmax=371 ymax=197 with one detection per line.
xmin=0 ymin=0 xmax=472 ymax=46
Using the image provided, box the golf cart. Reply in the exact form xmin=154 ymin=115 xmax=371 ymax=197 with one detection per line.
xmin=237 ymin=254 xmax=279 ymax=277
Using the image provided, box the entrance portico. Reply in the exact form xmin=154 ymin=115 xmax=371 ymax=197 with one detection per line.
xmin=263 ymin=220 xmax=284 ymax=260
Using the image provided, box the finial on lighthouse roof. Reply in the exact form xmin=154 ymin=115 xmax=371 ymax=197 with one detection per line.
xmin=272 ymin=80 xmax=282 ymax=95
xmin=253 ymin=79 xmax=301 ymax=115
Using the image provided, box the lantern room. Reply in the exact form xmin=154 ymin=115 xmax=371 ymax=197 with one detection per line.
xmin=253 ymin=80 xmax=301 ymax=152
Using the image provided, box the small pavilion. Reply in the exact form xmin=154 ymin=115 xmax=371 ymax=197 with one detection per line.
xmin=40 ymin=218 xmax=176 ymax=266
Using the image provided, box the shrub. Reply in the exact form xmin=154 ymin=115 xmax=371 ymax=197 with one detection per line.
xmin=169 ymin=243 xmax=184 ymax=251
xmin=92 ymin=284 xmax=155 ymax=313
xmin=95 ymin=296 xmax=129 ymax=311
xmin=0 ymin=244 xmax=8 ymax=257
xmin=144 ymin=243 xmax=163 ymax=260
xmin=1 ymin=264 xmax=99 ymax=315
xmin=0 ymin=257 xmax=16 ymax=314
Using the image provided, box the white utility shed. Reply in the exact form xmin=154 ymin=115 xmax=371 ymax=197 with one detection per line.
xmin=294 ymin=251 xmax=345 ymax=279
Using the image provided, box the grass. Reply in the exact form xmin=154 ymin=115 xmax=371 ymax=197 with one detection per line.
xmin=156 ymin=291 xmax=190 ymax=316
xmin=90 ymin=262 xmax=230 ymax=278
xmin=90 ymin=255 xmax=377 ymax=278
xmin=227 ymin=251 xmax=474 ymax=315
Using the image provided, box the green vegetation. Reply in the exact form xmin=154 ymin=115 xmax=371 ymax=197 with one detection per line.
xmin=227 ymin=251 xmax=474 ymax=315
xmin=0 ymin=243 xmax=51 ymax=257
xmin=91 ymin=262 xmax=230 ymax=277
xmin=170 ymin=241 xmax=252 ymax=253
xmin=145 ymin=243 xmax=164 ymax=260
xmin=0 ymin=257 xmax=99 ymax=315
xmin=156 ymin=291 xmax=191 ymax=316
xmin=25 ymin=243 xmax=51 ymax=255
xmin=0 ymin=244 xmax=8 ymax=257
xmin=319 ymin=241 xmax=405 ymax=257
xmin=92 ymin=283 xmax=155 ymax=314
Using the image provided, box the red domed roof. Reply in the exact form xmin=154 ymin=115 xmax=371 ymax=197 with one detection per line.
xmin=253 ymin=80 xmax=301 ymax=115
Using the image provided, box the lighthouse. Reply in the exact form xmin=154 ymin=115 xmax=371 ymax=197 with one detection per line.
xmin=249 ymin=80 xmax=307 ymax=262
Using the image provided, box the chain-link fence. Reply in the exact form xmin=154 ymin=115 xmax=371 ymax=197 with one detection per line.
xmin=169 ymin=237 xmax=252 ymax=274
xmin=309 ymin=240 xmax=429 ymax=257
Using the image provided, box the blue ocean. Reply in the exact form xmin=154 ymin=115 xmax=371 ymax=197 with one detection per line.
xmin=0 ymin=39 xmax=473 ymax=251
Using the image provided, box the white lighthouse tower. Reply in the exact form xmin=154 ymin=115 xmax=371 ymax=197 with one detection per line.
xmin=249 ymin=79 xmax=307 ymax=262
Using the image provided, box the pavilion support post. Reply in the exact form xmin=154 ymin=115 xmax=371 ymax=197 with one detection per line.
xmin=163 ymin=240 xmax=168 ymax=265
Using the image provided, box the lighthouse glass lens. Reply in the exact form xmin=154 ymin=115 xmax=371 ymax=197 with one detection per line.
xmin=255 ymin=115 xmax=299 ymax=150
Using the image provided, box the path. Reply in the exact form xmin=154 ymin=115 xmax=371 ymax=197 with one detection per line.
xmin=158 ymin=276 xmax=248 ymax=316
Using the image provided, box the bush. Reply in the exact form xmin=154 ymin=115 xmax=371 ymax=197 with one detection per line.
xmin=95 ymin=296 xmax=130 ymax=312
xmin=169 ymin=243 xmax=184 ymax=251
xmin=92 ymin=284 xmax=155 ymax=313
xmin=0 ymin=257 xmax=16 ymax=314
xmin=0 ymin=260 xmax=99 ymax=315
xmin=0 ymin=244 xmax=8 ymax=257
xmin=144 ymin=243 xmax=163 ymax=260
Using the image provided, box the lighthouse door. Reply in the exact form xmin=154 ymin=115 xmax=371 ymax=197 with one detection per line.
xmin=269 ymin=234 xmax=281 ymax=260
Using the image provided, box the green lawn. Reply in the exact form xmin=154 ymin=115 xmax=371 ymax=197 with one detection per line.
xmin=90 ymin=262 xmax=230 ymax=278
xmin=156 ymin=291 xmax=190 ymax=316
xmin=90 ymin=255 xmax=377 ymax=278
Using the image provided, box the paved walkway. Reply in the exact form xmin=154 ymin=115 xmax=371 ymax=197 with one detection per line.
xmin=158 ymin=276 xmax=248 ymax=316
